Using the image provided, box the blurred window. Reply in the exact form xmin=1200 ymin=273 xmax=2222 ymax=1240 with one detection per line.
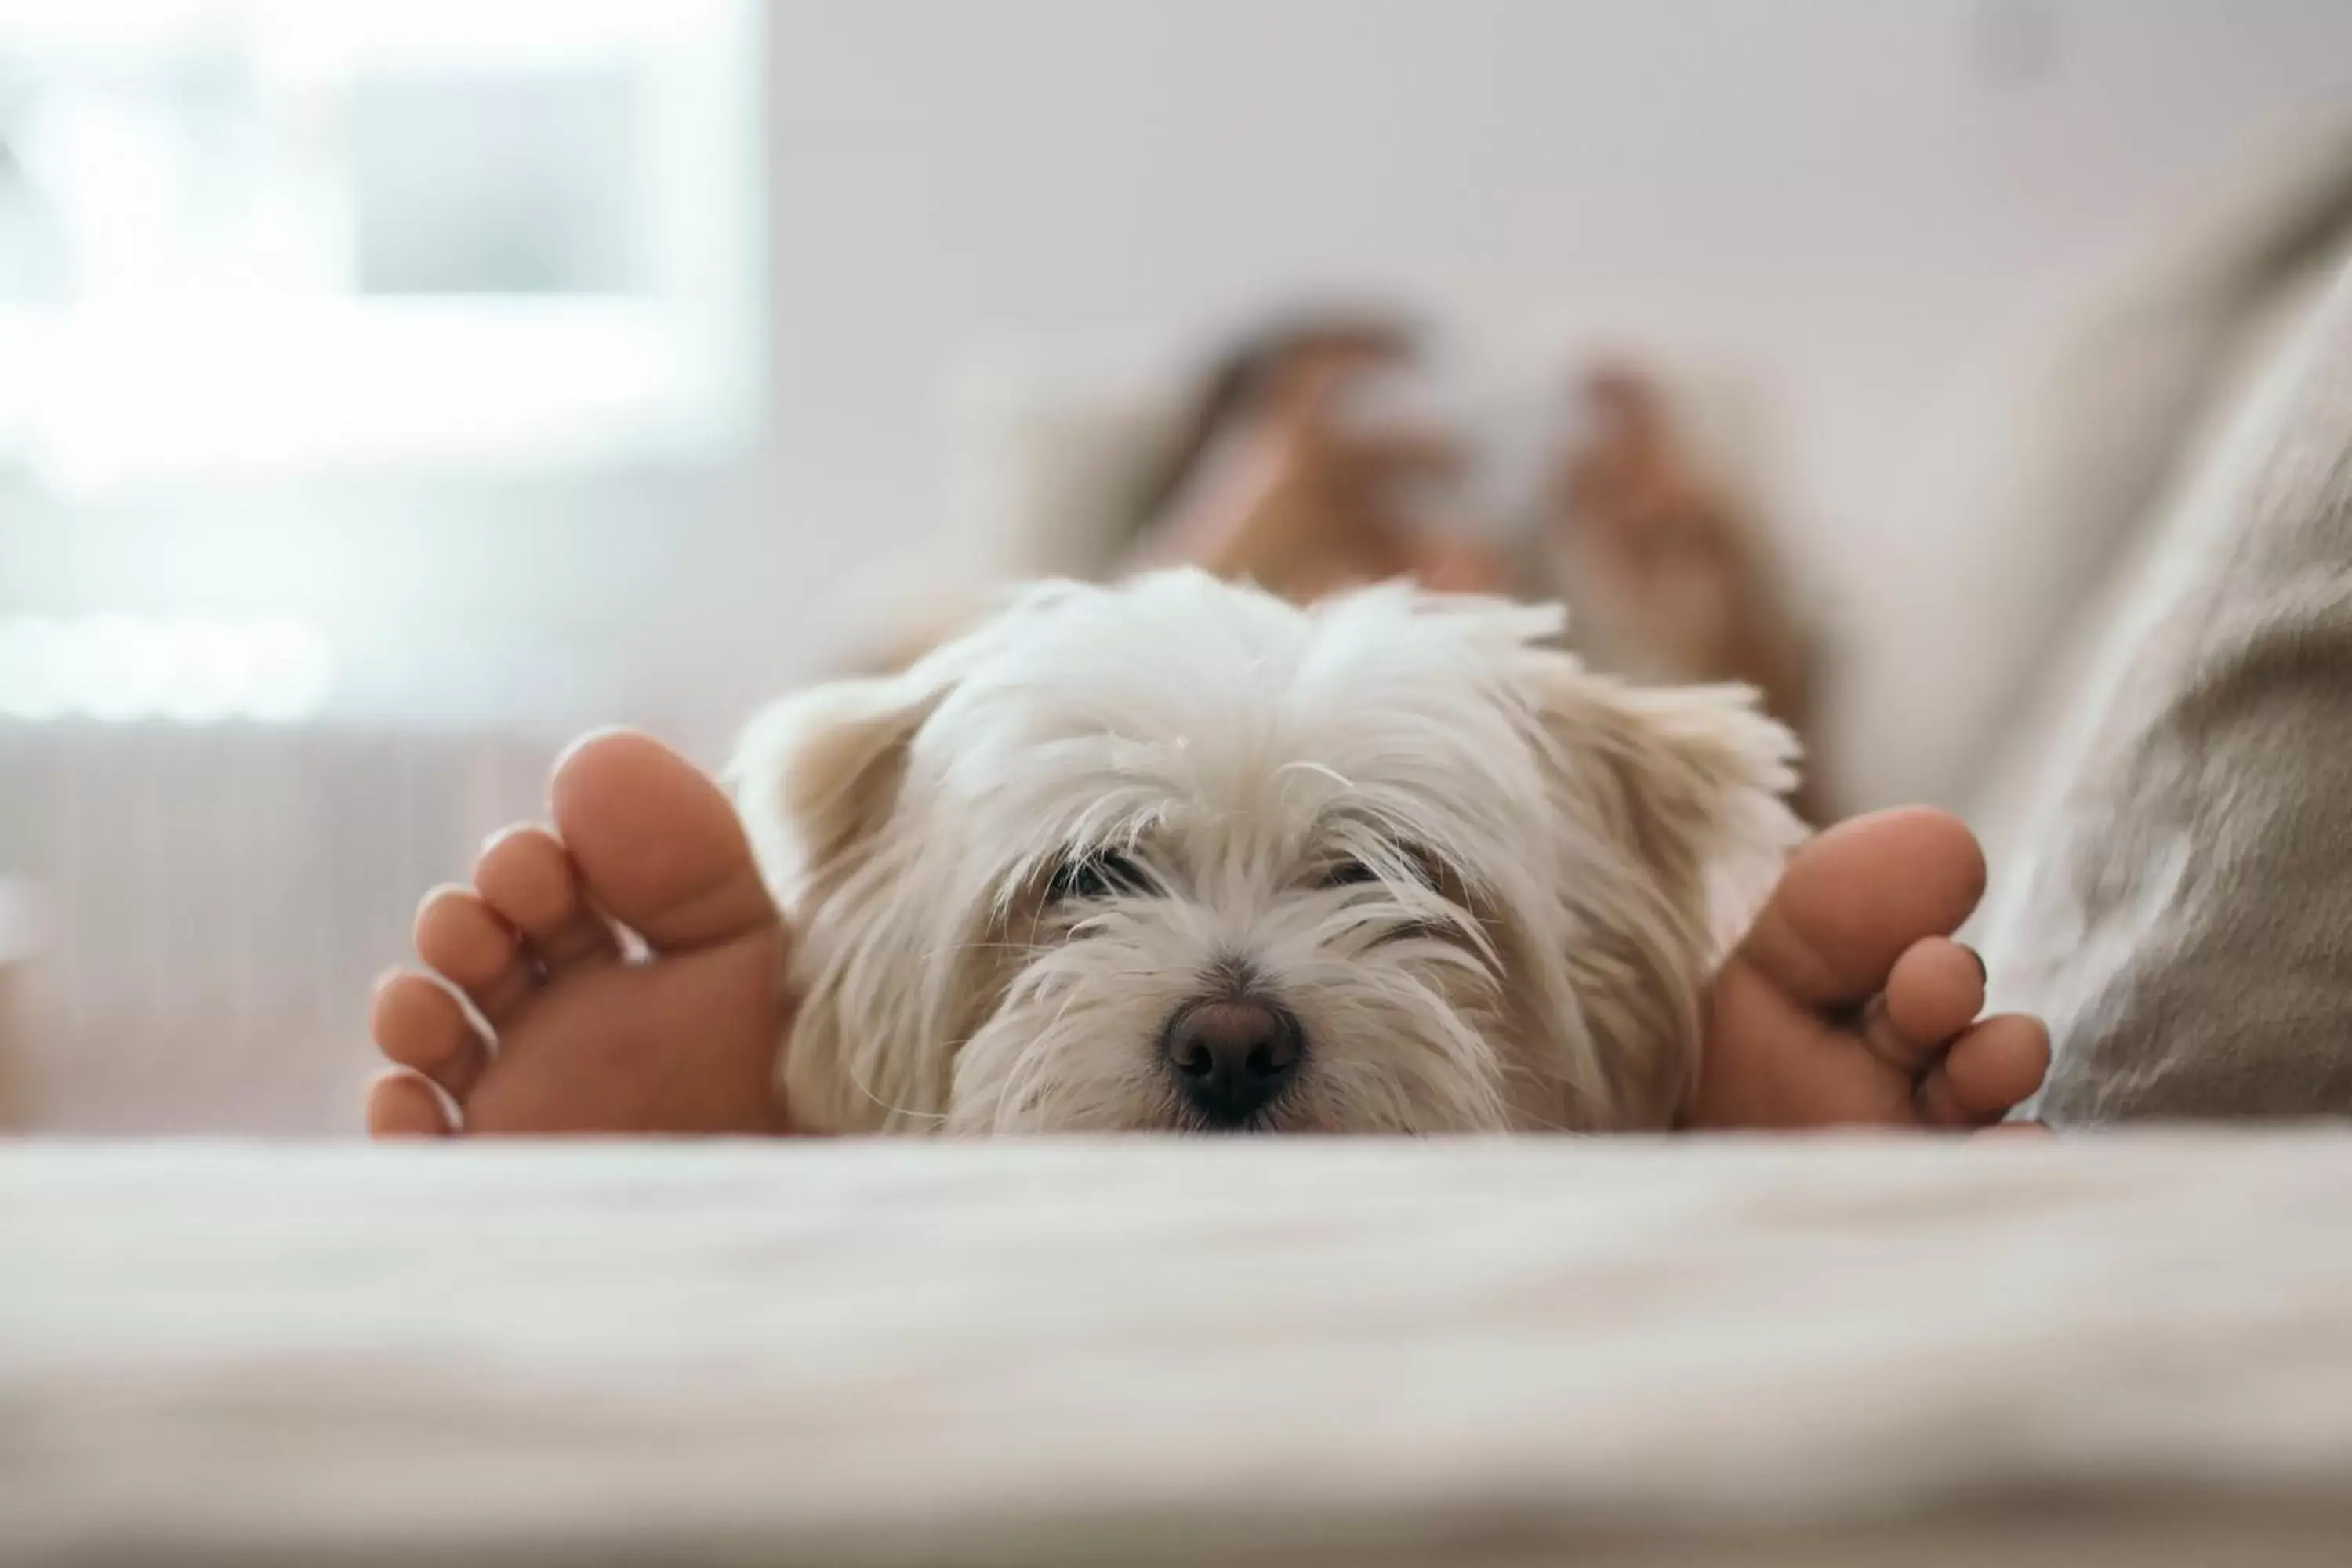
xmin=0 ymin=0 xmax=761 ymax=493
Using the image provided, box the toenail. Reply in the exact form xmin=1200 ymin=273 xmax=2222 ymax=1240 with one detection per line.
xmin=1963 ymin=945 xmax=1987 ymax=984
xmin=416 ymin=883 xmax=469 ymax=919
xmin=552 ymin=725 xmax=646 ymax=772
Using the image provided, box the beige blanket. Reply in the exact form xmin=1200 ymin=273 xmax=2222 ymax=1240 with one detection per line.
xmin=9 ymin=1136 xmax=2352 ymax=1566
xmin=1988 ymin=250 xmax=2352 ymax=1120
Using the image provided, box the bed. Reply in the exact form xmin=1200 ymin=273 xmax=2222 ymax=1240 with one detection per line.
xmin=9 ymin=1134 xmax=2352 ymax=1566
xmin=13 ymin=108 xmax=2352 ymax=1568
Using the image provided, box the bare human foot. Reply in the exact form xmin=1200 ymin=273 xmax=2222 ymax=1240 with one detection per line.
xmin=365 ymin=730 xmax=790 ymax=1136
xmin=1690 ymin=808 xmax=2050 ymax=1130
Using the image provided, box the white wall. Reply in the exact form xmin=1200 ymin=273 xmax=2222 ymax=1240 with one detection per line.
xmin=8 ymin=0 xmax=2352 ymax=793
xmin=765 ymin=0 xmax=2347 ymax=512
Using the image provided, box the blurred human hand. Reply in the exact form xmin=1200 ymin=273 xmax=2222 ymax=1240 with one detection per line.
xmin=1137 ymin=347 xmax=1507 ymax=602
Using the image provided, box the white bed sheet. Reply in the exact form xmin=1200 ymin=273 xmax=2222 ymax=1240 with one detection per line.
xmin=7 ymin=1134 xmax=2352 ymax=1566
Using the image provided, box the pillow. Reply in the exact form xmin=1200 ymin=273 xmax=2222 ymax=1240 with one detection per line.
xmin=1966 ymin=249 xmax=2346 ymax=883
xmin=1867 ymin=117 xmax=2352 ymax=822
xmin=1984 ymin=253 xmax=2352 ymax=1121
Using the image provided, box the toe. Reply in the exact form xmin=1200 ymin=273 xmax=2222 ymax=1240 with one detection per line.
xmin=367 ymin=1071 xmax=454 ymax=1137
xmin=1734 ymin=808 xmax=1987 ymax=1012
xmin=371 ymin=969 xmax=490 ymax=1099
xmin=1863 ymin=937 xmax=1987 ymax=1072
xmin=548 ymin=729 xmax=780 ymax=954
xmin=475 ymin=825 xmax=617 ymax=971
xmin=414 ymin=885 xmax=535 ymax=1028
xmin=1916 ymin=1014 xmax=2052 ymax=1127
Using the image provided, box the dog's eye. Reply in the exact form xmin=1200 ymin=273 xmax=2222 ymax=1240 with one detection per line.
xmin=1321 ymin=858 xmax=1384 ymax=889
xmin=1047 ymin=849 xmax=1149 ymax=903
xmin=1320 ymin=847 xmax=1441 ymax=891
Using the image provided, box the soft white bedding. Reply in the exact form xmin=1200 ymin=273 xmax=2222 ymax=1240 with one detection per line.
xmin=7 ymin=1134 xmax=2352 ymax=1565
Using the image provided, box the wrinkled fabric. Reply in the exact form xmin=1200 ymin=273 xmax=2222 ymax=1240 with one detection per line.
xmin=9 ymin=1138 xmax=2352 ymax=1566
xmin=1993 ymin=257 xmax=2352 ymax=1121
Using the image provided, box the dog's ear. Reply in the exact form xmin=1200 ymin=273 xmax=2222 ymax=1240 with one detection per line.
xmin=1519 ymin=655 xmax=1805 ymax=1126
xmin=1538 ymin=672 xmax=1803 ymax=951
xmin=728 ymin=671 xmax=945 ymax=902
xmin=726 ymin=669 xmax=953 ymax=1136
xmin=727 ymin=580 xmax=1098 ymax=1135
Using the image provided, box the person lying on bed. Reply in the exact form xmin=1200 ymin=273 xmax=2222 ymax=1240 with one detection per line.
xmin=360 ymin=328 xmax=2050 ymax=1138
xmin=851 ymin=313 xmax=1835 ymax=818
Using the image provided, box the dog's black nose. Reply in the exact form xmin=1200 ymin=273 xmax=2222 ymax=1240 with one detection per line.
xmin=1163 ymin=998 xmax=1302 ymax=1128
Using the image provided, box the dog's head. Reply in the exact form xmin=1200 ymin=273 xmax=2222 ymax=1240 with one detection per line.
xmin=732 ymin=570 xmax=1798 ymax=1135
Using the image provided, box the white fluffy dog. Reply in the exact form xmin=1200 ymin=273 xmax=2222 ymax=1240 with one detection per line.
xmin=731 ymin=570 xmax=1801 ymax=1135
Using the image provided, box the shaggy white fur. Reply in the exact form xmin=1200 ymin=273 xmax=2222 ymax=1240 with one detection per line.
xmin=731 ymin=571 xmax=1799 ymax=1134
